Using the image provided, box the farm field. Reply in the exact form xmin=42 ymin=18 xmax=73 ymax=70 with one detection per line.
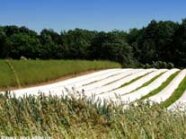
xmin=1 ymin=0 xmax=186 ymax=137
xmin=1 ymin=67 xmax=186 ymax=137
xmin=0 ymin=60 xmax=121 ymax=89
xmin=7 ymin=68 xmax=186 ymax=110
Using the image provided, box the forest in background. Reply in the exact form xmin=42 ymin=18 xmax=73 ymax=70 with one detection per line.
xmin=0 ymin=19 xmax=186 ymax=68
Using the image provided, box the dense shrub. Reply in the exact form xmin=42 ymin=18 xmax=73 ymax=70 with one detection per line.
xmin=143 ymin=61 xmax=175 ymax=69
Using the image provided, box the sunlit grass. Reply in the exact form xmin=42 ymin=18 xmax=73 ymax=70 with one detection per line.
xmin=0 ymin=61 xmax=16 ymax=89
xmin=0 ymin=60 xmax=121 ymax=89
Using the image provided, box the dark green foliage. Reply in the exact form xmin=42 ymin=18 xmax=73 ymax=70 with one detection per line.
xmin=61 ymin=28 xmax=96 ymax=59
xmin=172 ymin=19 xmax=186 ymax=67
xmin=143 ymin=61 xmax=175 ymax=69
xmin=129 ymin=20 xmax=179 ymax=64
xmin=0 ymin=19 xmax=186 ymax=68
xmin=39 ymin=29 xmax=63 ymax=59
xmin=8 ymin=33 xmax=41 ymax=59
xmin=89 ymin=31 xmax=134 ymax=67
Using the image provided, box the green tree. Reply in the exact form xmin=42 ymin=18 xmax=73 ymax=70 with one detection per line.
xmin=90 ymin=32 xmax=134 ymax=66
xmin=61 ymin=28 xmax=97 ymax=59
xmin=173 ymin=19 xmax=186 ymax=67
xmin=8 ymin=33 xmax=41 ymax=59
xmin=39 ymin=29 xmax=63 ymax=59
xmin=0 ymin=27 xmax=11 ymax=58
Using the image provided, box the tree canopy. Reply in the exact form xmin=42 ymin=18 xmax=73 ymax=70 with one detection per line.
xmin=0 ymin=19 xmax=186 ymax=68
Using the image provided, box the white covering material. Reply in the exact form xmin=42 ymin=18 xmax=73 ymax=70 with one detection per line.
xmin=120 ymin=69 xmax=179 ymax=103
xmin=168 ymin=91 xmax=186 ymax=111
xmin=94 ymin=69 xmax=158 ymax=101
xmin=148 ymin=69 xmax=186 ymax=104
xmin=9 ymin=69 xmax=122 ymax=97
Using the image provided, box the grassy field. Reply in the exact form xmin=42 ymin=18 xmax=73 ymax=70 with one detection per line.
xmin=0 ymin=60 xmax=121 ymax=90
xmin=0 ymin=93 xmax=186 ymax=138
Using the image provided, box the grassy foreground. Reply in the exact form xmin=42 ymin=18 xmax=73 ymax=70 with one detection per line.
xmin=0 ymin=60 xmax=121 ymax=89
xmin=0 ymin=93 xmax=186 ymax=138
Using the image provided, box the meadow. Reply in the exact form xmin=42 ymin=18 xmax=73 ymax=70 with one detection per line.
xmin=0 ymin=60 xmax=121 ymax=90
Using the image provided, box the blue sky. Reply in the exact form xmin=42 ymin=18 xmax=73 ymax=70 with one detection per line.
xmin=0 ymin=0 xmax=186 ymax=33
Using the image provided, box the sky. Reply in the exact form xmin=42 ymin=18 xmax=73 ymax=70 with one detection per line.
xmin=0 ymin=0 xmax=186 ymax=33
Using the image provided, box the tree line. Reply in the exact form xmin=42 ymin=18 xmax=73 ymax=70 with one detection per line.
xmin=0 ymin=19 xmax=186 ymax=68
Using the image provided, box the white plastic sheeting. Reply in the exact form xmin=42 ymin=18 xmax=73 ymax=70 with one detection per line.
xmin=148 ymin=69 xmax=186 ymax=104
xmin=168 ymin=90 xmax=186 ymax=111
xmin=9 ymin=68 xmax=122 ymax=97
xmin=120 ymin=69 xmax=179 ymax=103
xmin=4 ymin=68 xmax=186 ymax=111
xmin=93 ymin=69 xmax=159 ymax=101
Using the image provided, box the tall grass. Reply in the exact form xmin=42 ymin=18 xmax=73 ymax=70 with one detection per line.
xmin=0 ymin=60 xmax=121 ymax=89
xmin=0 ymin=92 xmax=186 ymax=138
